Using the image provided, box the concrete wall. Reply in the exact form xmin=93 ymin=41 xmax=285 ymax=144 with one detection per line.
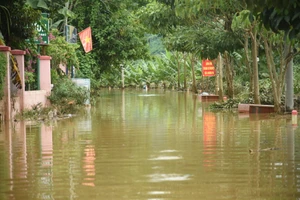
xmin=24 ymin=90 xmax=50 ymax=109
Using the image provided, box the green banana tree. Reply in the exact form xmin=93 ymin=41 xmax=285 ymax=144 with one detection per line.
xmin=124 ymin=51 xmax=195 ymax=90
xmin=125 ymin=59 xmax=160 ymax=89
xmin=26 ymin=0 xmax=49 ymax=9
xmin=134 ymin=60 xmax=157 ymax=88
xmin=124 ymin=60 xmax=144 ymax=87
xmin=100 ymin=67 xmax=122 ymax=88
xmin=51 ymin=2 xmax=76 ymax=31
xmin=155 ymin=52 xmax=177 ymax=89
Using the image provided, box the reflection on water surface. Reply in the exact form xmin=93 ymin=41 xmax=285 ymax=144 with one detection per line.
xmin=0 ymin=89 xmax=300 ymax=200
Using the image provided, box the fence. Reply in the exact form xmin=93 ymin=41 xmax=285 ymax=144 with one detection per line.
xmin=0 ymin=46 xmax=51 ymax=121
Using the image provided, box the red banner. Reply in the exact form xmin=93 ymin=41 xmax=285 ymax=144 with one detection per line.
xmin=202 ymin=59 xmax=215 ymax=77
xmin=79 ymin=27 xmax=92 ymax=53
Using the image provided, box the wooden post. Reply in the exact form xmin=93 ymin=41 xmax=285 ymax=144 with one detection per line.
xmin=218 ymin=53 xmax=224 ymax=101
xmin=121 ymin=64 xmax=124 ymax=89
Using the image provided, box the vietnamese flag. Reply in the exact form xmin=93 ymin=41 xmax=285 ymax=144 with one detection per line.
xmin=79 ymin=27 xmax=92 ymax=53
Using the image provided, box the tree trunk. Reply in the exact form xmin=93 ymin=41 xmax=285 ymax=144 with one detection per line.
xmin=190 ymin=54 xmax=198 ymax=93
xmin=183 ymin=53 xmax=187 ymax=90
xmin=176 ymin=52 xmax=180 ymax=89
xmin=243 ymin=34 xmax=253 ymax=93
xmin=250 ymin=29 xmax=260 ymax=104
xmin=217 ymin=53 xmax=224 ymax=101
xmin=224 ymin=51 xmax=234 ymax=98
xmin=121 ymin=65 xmax=124 ymax=89
xmin=262 ymin=34 xmax=287 ymax=113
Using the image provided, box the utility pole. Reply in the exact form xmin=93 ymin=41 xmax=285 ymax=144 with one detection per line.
xmin=284 ymin=36 xmax=293 ymax=112
xmin=121 ymin=64 xmax=125 ymax=89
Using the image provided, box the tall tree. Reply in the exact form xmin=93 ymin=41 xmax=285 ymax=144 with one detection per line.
xmin=245 ymin=0 xmax=300 ymax=111
xmin=171 ymin=0 xmax=244 ymax=96
xmin=232 ymin=10 xmax=261 ymax=103
xmin=72 ymin=0 xmax=149 ymax=78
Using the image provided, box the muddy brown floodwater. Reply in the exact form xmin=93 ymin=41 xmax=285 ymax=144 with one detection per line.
xmin=1 ymin=89 xmax=300 ymax=200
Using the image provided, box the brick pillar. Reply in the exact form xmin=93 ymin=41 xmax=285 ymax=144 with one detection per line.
xmin=11 ymin=49 xmax=26 ymax=112
xmin=38 ymin=55 xmax=52 ymax=93
xmin=0 ymin=46 xmax=11 ymax=121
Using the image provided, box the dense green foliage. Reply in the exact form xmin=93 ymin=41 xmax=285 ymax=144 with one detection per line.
xmin=24 ymin=45 xmax=39 ymax=90
xmin=0 ymin=0 xmax=41 ymax=48
xmin=245 ymin=0 xmax=300 ymax=39
xmin=46 ymin=29 xmax=79 ymax=74
xmin=72 ymin=0 xmax=149 ymax=78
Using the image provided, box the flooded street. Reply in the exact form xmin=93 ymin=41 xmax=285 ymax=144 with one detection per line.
xmin=1 ymin=89 xmax=300 ymax=200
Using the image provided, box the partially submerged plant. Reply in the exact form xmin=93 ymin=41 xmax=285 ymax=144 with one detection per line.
xmin=16 ymin=102 xmax=53 ymax=121
xmin=48 ymin=78 xmax=89 ymax=115
xmin=209 ymin=98 xmax=240 ymax=111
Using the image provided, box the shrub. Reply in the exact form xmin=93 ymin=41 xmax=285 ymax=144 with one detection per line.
xmin=48 ymin=78 xmax=89 ymax=114
xmin=209 ymin=98 xmax=240 ymax=110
